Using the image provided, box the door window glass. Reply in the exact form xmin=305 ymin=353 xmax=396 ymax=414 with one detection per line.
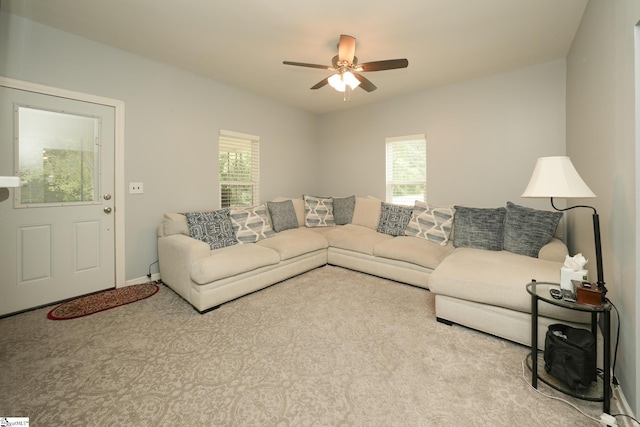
xmin=16 ymin=106 xmax=100 ymax=206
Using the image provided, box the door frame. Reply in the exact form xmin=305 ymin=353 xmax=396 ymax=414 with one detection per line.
xmin=0 ymin=76 xmax=125 ymax=288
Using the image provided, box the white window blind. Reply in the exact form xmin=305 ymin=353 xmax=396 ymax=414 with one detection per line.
xmin=219 ymin=130 xmax=259 ymax=208
xmin=385 ymin=134 xmax=427 ymax=204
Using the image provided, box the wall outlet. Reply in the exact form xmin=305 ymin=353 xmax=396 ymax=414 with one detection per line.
xmin=129 ymin=182 xmax=143 ymax=194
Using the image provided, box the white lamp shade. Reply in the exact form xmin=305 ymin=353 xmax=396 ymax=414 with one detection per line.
xmin=342 ymin=72 xmax=361 ymax=90
xmin=521 ymin=156 xmax=596 ymax=198
xmin=328 ymin=72 xmax=361 ymax=92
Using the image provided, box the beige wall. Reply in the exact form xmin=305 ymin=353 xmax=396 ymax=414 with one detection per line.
xmin=566 ymin=0 xmax=640 ymax=414
xmin=317 ymin=60 xmax=567 ymax=211
xmin=5 ymin=6 xmax=638 ymax=413
xmin=0 ymin=11 xmax=320 ymax=281
xmin=0 ymin=10 xmax=571 ymax=292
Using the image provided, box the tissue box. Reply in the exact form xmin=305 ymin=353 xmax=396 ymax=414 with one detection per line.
xmin=560 ymin=267 xmax=588 ymax=291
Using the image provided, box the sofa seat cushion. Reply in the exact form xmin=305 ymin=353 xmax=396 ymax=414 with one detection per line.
xmin=256 ymin=227 xmax=328 ymax=260
xmin=373 ymin=236 xmax=455 ymax=270
xmin=325 ymin=224 xmax=393 ymax=255
xmin=191 ymin=244 xmax=280 ymax=284
xmin=428 ymin=247 xmax=587 ymax=322
xmin=305 ymin=225 xmax=340 ymax=237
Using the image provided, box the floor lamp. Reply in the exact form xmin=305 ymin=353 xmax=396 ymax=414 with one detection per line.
xmin=521 ymin=156 xmax=607 ymax=302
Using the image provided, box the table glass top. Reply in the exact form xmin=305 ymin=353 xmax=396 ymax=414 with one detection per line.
xmin=526 ymin=281 xmax=611 ymax=312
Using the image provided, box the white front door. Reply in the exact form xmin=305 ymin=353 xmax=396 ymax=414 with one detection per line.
xmin=0 ymin=84 xmax=117 ymax=316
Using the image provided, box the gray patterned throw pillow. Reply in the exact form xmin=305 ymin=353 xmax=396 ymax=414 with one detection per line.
xmin=503 ymin=201 xmax=562 ymax=258
xmin=266 ymin=199 xmax=299 ymax=232
xmin=333 ymin=195 xmax=355 ymax=225
xmin=377 ymin=202 xmax=414 ymax=236
xmin=452 ymin=206 xmax=506 ymax=251
xmin=184 ymin=208 xmax=238 ymax=250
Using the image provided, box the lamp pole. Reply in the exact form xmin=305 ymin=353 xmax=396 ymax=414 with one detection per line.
xmin=551 ymin=198 xmax=606 ymax=302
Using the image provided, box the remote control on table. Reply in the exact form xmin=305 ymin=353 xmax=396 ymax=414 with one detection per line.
xmin=562 ymin=289 xmax=576 ymax=303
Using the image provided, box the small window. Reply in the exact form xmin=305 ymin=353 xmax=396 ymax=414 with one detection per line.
xmin=385 ymin=134 xmax=427 ymax=204
xmin=218 ymin=130 xmax=259 ymax=208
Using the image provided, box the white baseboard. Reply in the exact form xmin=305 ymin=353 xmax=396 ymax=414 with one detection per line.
xmin=613 ymin=384 xmax=638 ymax=426
xmin=123 ymin=273 xmax=161 ymax=287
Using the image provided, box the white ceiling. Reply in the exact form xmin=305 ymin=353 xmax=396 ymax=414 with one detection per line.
xmin=2 ymin=0 xmax=588 ymax=114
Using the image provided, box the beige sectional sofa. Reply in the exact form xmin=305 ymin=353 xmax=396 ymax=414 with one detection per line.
xmin=323 ymin=197 xmax=455 ymax=288
xmin=158 ymin=216 xmax=328 ymax=313
xmin=157 ymin=196 xmax=590 ymax=348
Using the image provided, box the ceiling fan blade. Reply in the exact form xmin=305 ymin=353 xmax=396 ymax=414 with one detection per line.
xmin=283 ymin=61 xmax=333 ymax=70
xmin=310 ymin=77 xmax=330 ymax=90
xmin=358 ymin=58 xmax=409 ymax=72
xmin=353 ymin=73 xmax=377 ymax=92
xmin=338 ymin=35 xmax=356 ymax=65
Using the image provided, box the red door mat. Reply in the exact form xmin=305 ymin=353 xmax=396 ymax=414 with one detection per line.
xmin=47 ymin=283 xmax=159 ymax=320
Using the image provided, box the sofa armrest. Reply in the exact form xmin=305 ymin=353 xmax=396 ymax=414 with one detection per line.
xmin=158 ymin=234 xmax=210 ymax=301
xmin=538 ymin=237 xmax=568 ymax=262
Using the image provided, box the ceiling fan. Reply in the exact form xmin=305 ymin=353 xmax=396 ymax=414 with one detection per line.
xmin=283 ymin=35 xmax=408 ymax=98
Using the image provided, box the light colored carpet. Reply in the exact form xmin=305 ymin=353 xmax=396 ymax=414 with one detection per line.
xmin=1 ymin=265 xmax=613 ymax=425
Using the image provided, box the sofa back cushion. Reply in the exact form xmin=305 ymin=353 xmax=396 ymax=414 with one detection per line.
xmin=161 ymin=213 xmax=190 ymax=237
xmin=351 ymin=197 xmax=382 ymax=229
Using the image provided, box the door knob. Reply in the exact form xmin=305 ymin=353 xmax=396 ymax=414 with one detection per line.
xmin=103 ymin=194 xmax=112 ymax=200
xmin=104 ymin=207 xmax=112 ymax=213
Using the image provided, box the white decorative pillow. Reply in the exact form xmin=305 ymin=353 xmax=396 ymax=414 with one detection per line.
xmin=405 ymin=201 xmax=454 ymax=245
xmin=303 ymin=195 xmax=335 ymax=227
xmin=230 ymin=205 xmax=276 ymax=244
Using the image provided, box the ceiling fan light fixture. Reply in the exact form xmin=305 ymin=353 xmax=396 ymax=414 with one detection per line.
xmin=328 ymin=72 xmax=360 ymax=93
xmin=343 ymin=71 xmax=361 ymax=90
xmin=284 ymin=34 xmax=408 ymax=95
xmin=328 ymin=73 xmax=346 ymax=92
